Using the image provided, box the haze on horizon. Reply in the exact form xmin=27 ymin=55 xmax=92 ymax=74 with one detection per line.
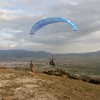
xmin=0 ymin=0 xmax=100 ymax=54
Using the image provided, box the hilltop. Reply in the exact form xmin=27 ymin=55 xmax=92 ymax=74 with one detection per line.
xmin=0 ymin=68 xmax=100 ymax=100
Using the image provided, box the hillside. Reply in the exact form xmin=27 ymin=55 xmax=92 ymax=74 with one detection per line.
xmin=0 ymin=50 xmax=51 ymax=61
xmin=0 ymin=50 xmax=100 ymax=61
xmin=0 ymin=68 xmax=100 ymax=100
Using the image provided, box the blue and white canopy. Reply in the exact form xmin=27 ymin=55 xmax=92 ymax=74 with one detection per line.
xmin=30 ymin=17 xmax=77 ymax=35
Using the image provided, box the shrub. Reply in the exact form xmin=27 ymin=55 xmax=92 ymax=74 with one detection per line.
xmin=89 ymin=79 xmax=100 ymax=84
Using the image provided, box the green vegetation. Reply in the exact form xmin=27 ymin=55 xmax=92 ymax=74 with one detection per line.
xmin=43 ymin=69 xmax=100 ymax=85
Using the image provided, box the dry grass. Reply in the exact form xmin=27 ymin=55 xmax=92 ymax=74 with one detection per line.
xmin=0 ymin=68 xmax=100 ymax=100
xmin=35 ymin=73 xmax=100 ymax=100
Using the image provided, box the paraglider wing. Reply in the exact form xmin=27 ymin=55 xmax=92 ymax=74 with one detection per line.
xmin=30 ymin=17 xmax=77 ymax=35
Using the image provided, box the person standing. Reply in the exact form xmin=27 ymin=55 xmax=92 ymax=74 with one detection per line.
xmin=51 ymin=58 xmax=55 ymax=66
xmin=29 ymin=60 xmax=35 ymax=76
xmin=49 ymin=58 xmax=52 ymax=65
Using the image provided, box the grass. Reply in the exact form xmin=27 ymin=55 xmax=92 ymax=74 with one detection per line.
xmin=35 ymin=73 xmax=100 ymax=100
xmin=0 ymin=68 xmax=100 ymax=100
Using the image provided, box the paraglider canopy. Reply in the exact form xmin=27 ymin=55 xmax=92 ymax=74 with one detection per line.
xmin=30 ymin=17 xmax=77 ymax=36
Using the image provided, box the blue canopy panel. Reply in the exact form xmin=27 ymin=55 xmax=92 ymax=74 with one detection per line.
xmin=30 ymin=17 xmax=77 ymax=35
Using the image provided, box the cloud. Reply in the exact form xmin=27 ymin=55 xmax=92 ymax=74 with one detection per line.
xmin=0 ymin=0 xmax=100 ymax=53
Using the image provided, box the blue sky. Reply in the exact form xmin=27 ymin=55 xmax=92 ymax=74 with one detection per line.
xmin=0 ymin=0 xmax=100 ymax=53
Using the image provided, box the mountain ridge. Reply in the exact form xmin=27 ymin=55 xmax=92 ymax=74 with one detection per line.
xmin=0 ymin=49 xmax=100 ymax=61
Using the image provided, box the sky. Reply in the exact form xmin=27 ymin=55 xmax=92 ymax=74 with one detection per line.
xmin=0 ymin=0 xmax=100 ymax=54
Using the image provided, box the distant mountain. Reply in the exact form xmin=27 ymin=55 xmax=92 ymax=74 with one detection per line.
xmin=57 ymin=50 xmax=100 ymax=58
xmin=0 ymin=50 xmax=100 ymax=61
xmin=0 ymin=50 xmax=52 ymax=61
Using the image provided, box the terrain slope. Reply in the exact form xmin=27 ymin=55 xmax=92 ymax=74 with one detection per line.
xmin=0 ymin=68 xmax=100 ymax=100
